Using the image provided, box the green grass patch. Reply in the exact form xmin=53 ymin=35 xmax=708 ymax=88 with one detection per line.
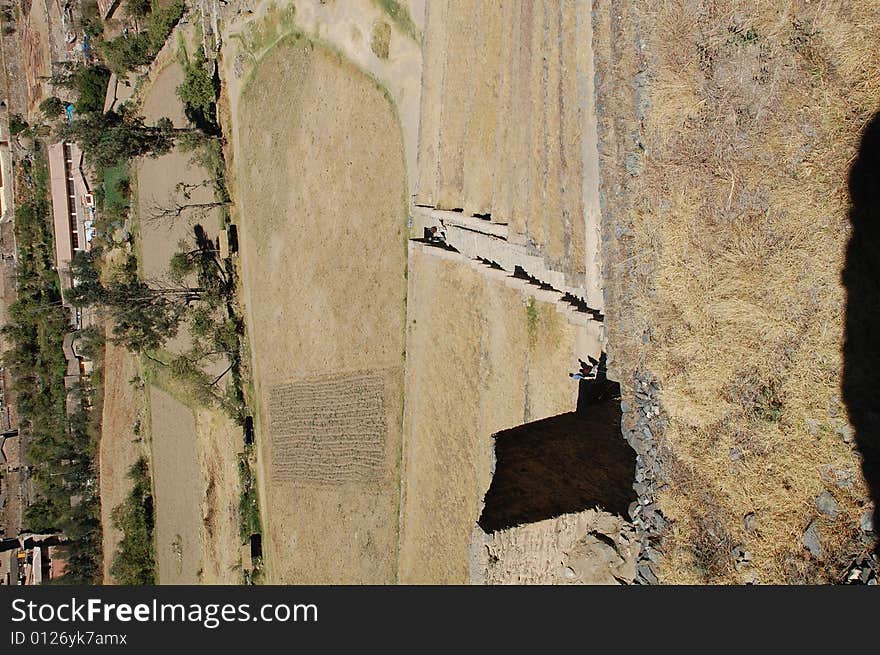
xmin=372 ymin=0 xmax=419 ymax=42
xmin=526 ymin=296 xmax=538 ymax=342
xmin=103 ymin=162 xmax=131 ymax=213
xmin=238 ymin=450 xmax=262 ymax=543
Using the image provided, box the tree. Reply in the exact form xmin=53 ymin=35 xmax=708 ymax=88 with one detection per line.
xmin=63 ymin=110 xmax=187 ymax=168
xmin=146 ymin=195 xmax=229 ymax=224
xmin=98 ymin=32 xmax=151 ymax=74
xmin=74 ymin=65 xmax=111 ymax=114
xmin=177 ymin=47 xmax=218 ymax=132
xmin=168 ymin=226 xmax=231 ymax=296
xmin=80 ymin=0 xmax=104 ymax=39
xmin=39 ymin=96 xmax=66 ymax=119
xmin=124 ymin=0 xmax=152 ymax=20
xmin=67 ymin=251 xmax=198 ymax=352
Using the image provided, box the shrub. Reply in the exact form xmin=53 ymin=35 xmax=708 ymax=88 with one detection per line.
xmin=109 ymin=457 xmax=156 ymax=585
xmin=39 ymin=96 xmax=66 ymax=119
xmin=9 ymin=114 xmax=28 ymax=135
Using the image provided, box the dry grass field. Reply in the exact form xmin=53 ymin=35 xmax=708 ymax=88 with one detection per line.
xmin=399 ymin=245 xmax=581 ymax=583
xmin=597 ymin=0 xmax=880 ymax=583
xmin=234 ymin=33 xmax=407 ymax=583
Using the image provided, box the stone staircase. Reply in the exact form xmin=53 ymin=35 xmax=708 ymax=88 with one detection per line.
xmin=413 ymin=0 xmax=601 ymax=308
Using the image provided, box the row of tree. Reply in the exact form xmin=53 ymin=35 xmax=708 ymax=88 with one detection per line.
xmin=1 ymin=148 xmax=102 ymax=584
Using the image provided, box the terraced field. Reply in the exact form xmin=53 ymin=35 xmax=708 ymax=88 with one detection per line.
xmin=415 ymin=0 xmax=600 ymax=305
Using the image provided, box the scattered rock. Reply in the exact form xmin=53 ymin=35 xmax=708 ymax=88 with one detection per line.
xmin=802 ymin=520 xmax=822 ymax=558
xmin=743 ymin=512 xmax=758 ymax=533
xmin=837 ymin=424 xmax=854 ymax=444
xmin=861 ymin=512 xmax=875 ymax=535
xmin=636 ymin=563 xmax=658 ymax=585
xmin=729 ymin=447 xmax=743 ymax=461
xmin=625 ymin=151 xmax=641 ymax=175
xmin=805 ymin=418 xmax=820 ymax=436
xmin=620 ymin=400 xmax=631 ymax=413
xmin=834 ymin=469 xmax=855 ymax=489
xmin=741 ymin=571 xmax=759 ymax=585
xmin=816 ymin=491 xmax=840 ymax=519
xmin=628 ymin=501 xmax=640 ymax=520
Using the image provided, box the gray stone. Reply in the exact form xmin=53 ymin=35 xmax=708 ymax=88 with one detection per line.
xmin=743 ymin=512 xmax=759 ymax=533
xmin=861 ymin=512 xmax=875 ymax=534
xmin=628 ymin=501 xmax=640 ymax=520
xmin=837 ymin=424 xmax=855 ymax=444
xmin=620 ymin=400 xmax=632 ymax=413
xmin=644 ymin=547 xmax=661 ymax=563
xmin=742 ymin=572 xmax=760 ymax=585
xmin=730 ymin=447 xmax=743 ymax=461
xmin=802 ymin=520 xmax=822 ymax=558
xmin=834 ymin=469 xmax=855 ymax=489
xmin=816 ymin=491 xmax=841 ymax=519
xmin=653 ymin=513 xmax=668 ymax=531
xmin=625 ymin=152 xmax=641 ymax=175
xmin=637 ymin=564 xmax=658 ymax=585
xmin=805 ymin=418 xmax=820 ymax=436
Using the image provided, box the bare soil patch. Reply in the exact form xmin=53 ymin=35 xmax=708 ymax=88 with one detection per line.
xmin=98 ymin=338 xmax=147 ymax=583
xmin=195 ymin=407 xmax=242 ymax=584
xmin=148 ymin=384 xmax=200 ymax=584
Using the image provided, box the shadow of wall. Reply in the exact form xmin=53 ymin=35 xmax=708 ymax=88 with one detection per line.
xmin=843 ymin=111 xmax=880 ymax=552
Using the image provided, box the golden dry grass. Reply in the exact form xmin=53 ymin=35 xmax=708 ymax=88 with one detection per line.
xmin=629 ymin=0 xmax=880 ymax=583
xmin=234 ymin=34 xmax=408 ymax=583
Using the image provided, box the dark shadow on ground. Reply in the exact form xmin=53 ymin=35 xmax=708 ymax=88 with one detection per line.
xmin=478 ymin=380 xmax=635 ymax=533
xmin=843 ymin=111 xmax=880 ymax=553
